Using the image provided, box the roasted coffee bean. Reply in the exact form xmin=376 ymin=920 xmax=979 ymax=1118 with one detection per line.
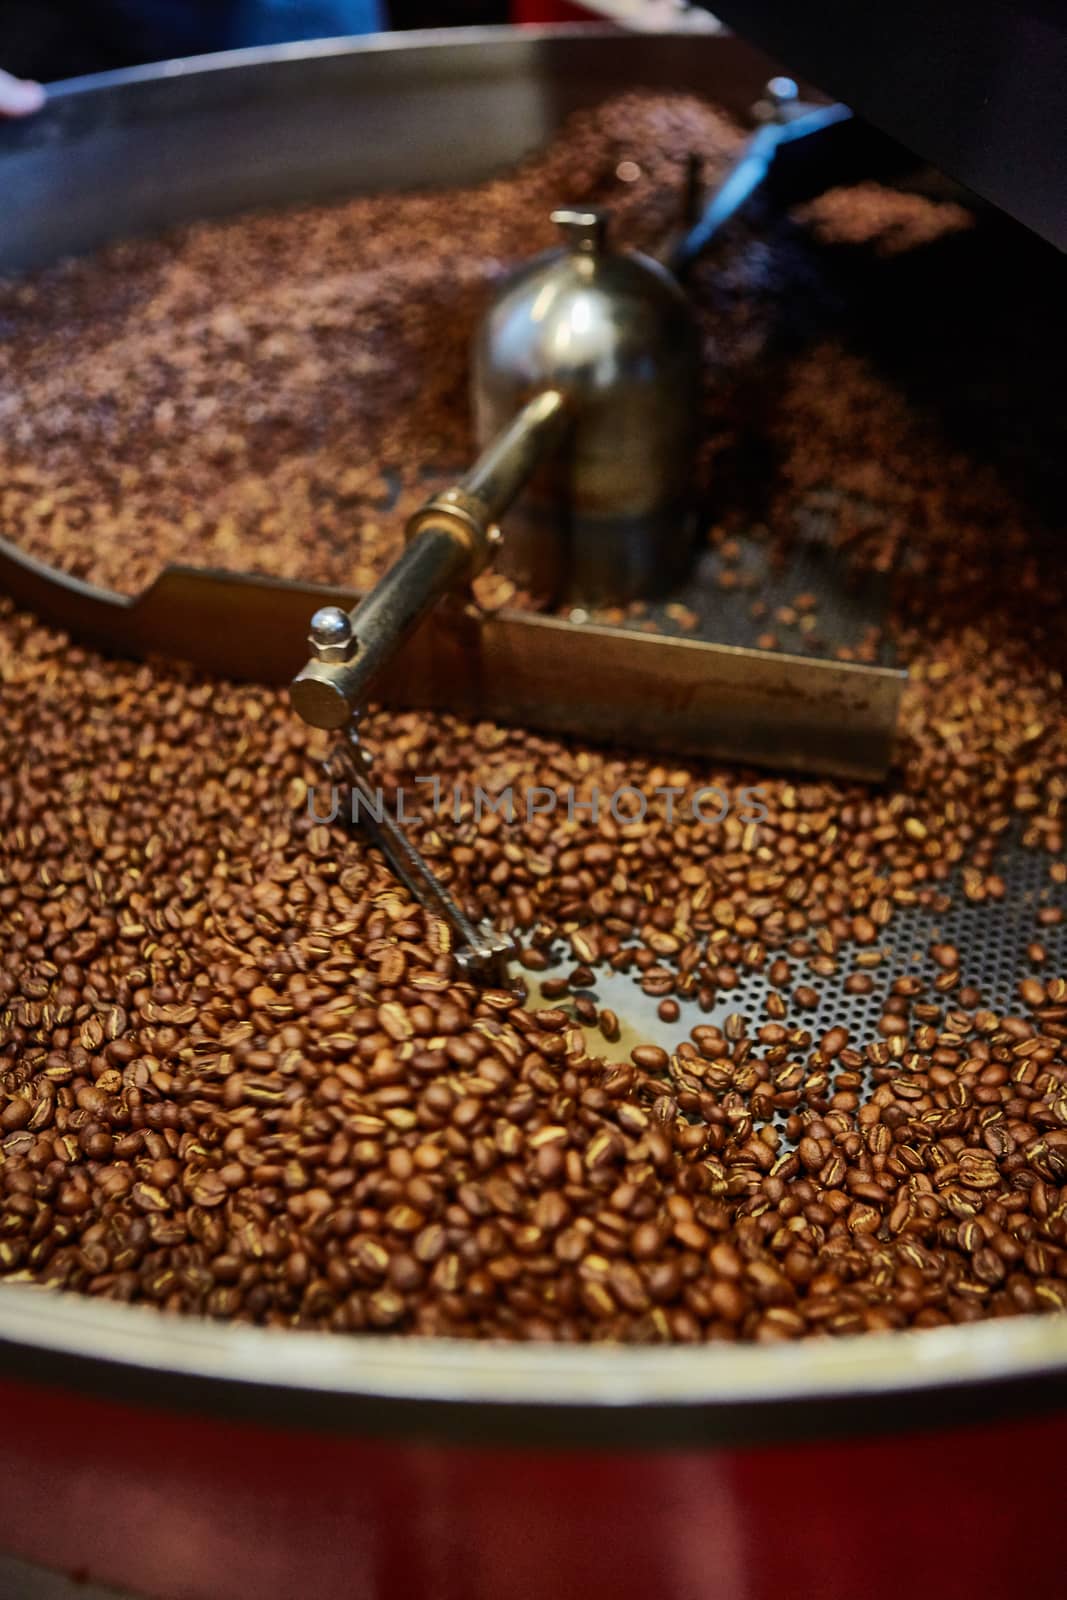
xmin=631 ymin=1046 xmax=670 ymax=1074
xmin=598 ymin=1009 xmax=621 ymax=1043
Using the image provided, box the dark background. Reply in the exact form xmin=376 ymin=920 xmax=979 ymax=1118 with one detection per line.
xmin=0 ymin=0 xmax=508 ymax=81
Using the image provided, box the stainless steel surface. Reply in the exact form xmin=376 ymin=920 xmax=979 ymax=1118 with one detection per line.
xmin=453 ymin=386 xmax=568 ymax=523
xmin=537 ymin=822 xmax=1067 ymax=1154
xmin=0 ymin=26 xmax=900 ymax=777
xmin=289 ymin=84 xmax=879 ymax=767
xmin=308 ymin=605 xmax=356 ymax=663
xmin=474 ymin=208 xmax=702 ymax=606
xmin=586 ymin=516 xmax=894 ymax=664
xmin=299 ymin=99 xmax=887 ymax=746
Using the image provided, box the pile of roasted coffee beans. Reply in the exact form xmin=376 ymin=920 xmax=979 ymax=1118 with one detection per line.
xmin=0 ymin=95 xmax=1065 ymax=1341
xmin=0 ymin=95 xmax=747 ymax=599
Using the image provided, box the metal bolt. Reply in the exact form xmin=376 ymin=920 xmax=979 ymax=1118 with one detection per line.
xmin=753 ymin=76 xmax=800 ymax=125
xmin=767 ymin=76 xmax=799 ymax=109
xmin=308 ymin=606 xmax=355 ymax=663
xmin=762 ymin=77 xmax=799 ymax=124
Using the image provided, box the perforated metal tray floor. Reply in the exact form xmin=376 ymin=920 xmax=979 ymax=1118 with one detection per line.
xmin=533 ymin=833 xmax=1066 ymax=1123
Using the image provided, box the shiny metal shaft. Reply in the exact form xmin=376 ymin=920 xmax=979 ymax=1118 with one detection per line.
xmin=291 ymin=390 xmax=566 ymax=730
xmin=461 ymin=388 xmax=568 ymax=519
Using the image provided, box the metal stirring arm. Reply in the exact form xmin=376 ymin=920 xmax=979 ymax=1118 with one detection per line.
xmin=666 ymin=79 xmax=852 ymax=277
xmin=291 ymin=388 xmax=567 ymax=731
xmin=298 ymin=387 xmax=569 ymax=984
xmin=329 ymin=725 xmax=511 ymax=983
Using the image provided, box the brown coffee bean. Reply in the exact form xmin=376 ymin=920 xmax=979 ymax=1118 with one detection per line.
xmin=1 ymin=1098 xmax=32 ymax=1133
xmin=598 ymin=1008 xmax=621 ymax=1042
xmin=631 ymin=1045 xmax=670 ymax=1073
xmin=930 ymin=944 xmax=960 ymax=970
xmin=1019 ymin=978 xmax=1046 ymax=1008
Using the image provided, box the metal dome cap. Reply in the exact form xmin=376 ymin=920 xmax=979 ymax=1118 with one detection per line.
xmin=473 ymin=207 xmax=702 ymax=607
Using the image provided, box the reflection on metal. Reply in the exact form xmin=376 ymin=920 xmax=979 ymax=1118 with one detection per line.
xmin=289 ymin=86 xmax=887 ymax=780
xmin=0 ymin=27 xmax=899 ymax=783
xmin=0 ymin=28 xmax=819 ymax=274
xmin=292 ymin=82 xmax=871 ymax=763
xmin=473 ymin=207 xmax=702 ymax=608
xmin=0 ymin=1276 xmax=1066 ymax=1445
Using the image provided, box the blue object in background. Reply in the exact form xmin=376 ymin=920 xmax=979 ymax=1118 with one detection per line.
xmin=228 ymin=0 xmax=385 ymax=44
xmin=0 ymin=0 xmax=384 ymax=85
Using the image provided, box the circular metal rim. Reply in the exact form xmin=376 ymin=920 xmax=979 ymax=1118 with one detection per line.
xmin=0 ymin=22 xmax=725 ymax=131
xmin=2 ymin=1281 xmax=1066 ymax=1447
xmin=1 ymin=28 xmax=1065 ymax=1448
